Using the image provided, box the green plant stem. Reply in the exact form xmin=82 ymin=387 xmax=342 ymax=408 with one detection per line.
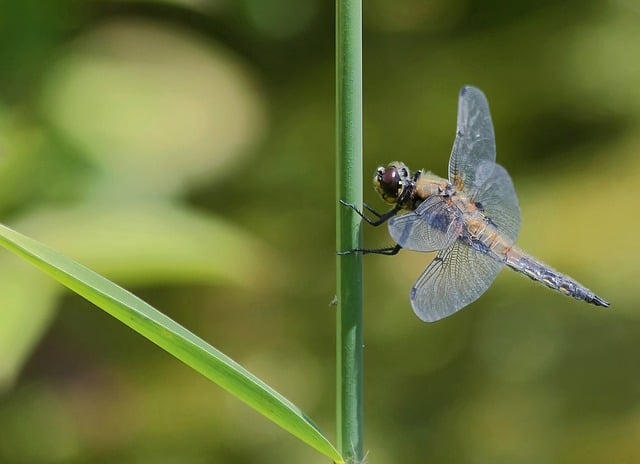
xmin=336 ymin=0 xmax=363 ymax=462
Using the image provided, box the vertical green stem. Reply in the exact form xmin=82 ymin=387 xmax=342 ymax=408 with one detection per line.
xmin=336 ymin=0 xmax=363 ymax=462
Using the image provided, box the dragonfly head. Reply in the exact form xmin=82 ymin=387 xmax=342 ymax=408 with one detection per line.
xmin=374 ymin=162 xmax=412 ymax=205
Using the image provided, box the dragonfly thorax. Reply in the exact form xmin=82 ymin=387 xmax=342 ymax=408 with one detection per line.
xmin=414 ymin=171 xmax=452 ymax=202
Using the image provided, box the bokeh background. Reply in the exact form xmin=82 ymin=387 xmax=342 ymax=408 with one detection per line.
xmin=0 ymin=0 xmax=638 ymax=463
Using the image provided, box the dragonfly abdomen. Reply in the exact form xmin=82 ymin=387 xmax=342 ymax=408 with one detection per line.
xmin=504 ymin=248 xmax=609 ymax=307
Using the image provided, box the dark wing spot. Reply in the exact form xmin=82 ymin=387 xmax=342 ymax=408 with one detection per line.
xmin=429 ymin=211 xmax=452 ymax=233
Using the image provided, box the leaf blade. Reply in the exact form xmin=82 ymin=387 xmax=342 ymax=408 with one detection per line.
xmin=0 ymin=222 xmax=343 ymax=463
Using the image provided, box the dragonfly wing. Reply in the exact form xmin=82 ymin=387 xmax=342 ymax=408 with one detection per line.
xmin=410 ymin=240 xmax=503 ymax=322
xmin=388 ymin=196 xmax=463 ymax=252
xmin=471 ymin=161 xmax=521 ymax=243
xmin=448 ymin=86 xmax=496 ymax=192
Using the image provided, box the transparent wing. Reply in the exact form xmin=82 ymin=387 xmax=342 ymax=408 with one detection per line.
xmin=470 ymin=161 xmax=521 ymax=244
xmin=410 ymin=240 xmax=503 ymax=322
xmin=387 ymin=196 xmax=463 ymax=252
xmin=448 ymin=86 xmax=496 ymax=193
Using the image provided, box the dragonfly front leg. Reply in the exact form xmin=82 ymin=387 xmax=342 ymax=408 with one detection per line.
xmin=339 ymin=199 xmax=401 ymax=226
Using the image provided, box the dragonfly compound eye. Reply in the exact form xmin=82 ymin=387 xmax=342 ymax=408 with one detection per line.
xmin=375 ymin=165 xmax=403 ymax=203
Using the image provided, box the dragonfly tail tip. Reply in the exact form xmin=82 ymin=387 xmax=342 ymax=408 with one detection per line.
xmin=591 ymin=295 xmax=610 ymax=308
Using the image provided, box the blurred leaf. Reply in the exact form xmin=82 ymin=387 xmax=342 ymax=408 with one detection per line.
xmin=39 ymin=18 xmax=266 ymax=198
xmin=0 ymin=262 xmax=58 ymax=390
xmin=0 ymin=112 xmax=95 ymax=216
xmin=0 ymin=222 xmax=343 ymax=463
xmin=14 ymin=203 xmax=281 ymax=286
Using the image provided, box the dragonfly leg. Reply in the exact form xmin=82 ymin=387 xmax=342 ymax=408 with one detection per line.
xmin=338 ymin=244 xmax=402 ymax=256
xmin=339 ymin=199 xmax=401 ymax=226
xmin=361 ymin=202 xmax=384 ymax=217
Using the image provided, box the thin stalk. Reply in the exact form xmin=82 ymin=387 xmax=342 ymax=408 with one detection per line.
xmin=336 ymin=0 xmax=363 ymax=462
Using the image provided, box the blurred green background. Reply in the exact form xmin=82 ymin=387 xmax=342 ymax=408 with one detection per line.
xmin=0 ymin=0 xmax=638 ymax=463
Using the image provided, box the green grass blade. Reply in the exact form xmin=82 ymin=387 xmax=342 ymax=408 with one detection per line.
xmin=336 ymin=0 xmax=364 ymax=462
xmin=0 ymin=222 xmax=343 ymax=464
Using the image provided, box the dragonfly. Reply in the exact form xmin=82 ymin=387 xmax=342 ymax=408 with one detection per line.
xmin=341 ymin=85 xmax=610 ymax=322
